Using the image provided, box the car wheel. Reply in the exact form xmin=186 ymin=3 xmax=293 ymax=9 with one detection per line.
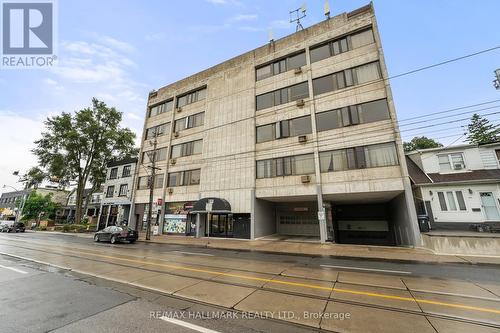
xmin=110 ymin=236 xmax=117 ymax=244
xmin=94 ymin=234 xmax=100 ymax=242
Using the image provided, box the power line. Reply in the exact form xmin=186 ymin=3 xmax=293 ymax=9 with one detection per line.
xmin=400 ymin=105 xmax=500 ymax=127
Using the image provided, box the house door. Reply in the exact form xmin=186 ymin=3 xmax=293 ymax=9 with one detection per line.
xmin=480 ymin=192 xmax=500 ymax=220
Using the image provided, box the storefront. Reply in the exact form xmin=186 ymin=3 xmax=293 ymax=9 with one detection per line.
xmin=163 ymin=201 xmax=196 ymax=235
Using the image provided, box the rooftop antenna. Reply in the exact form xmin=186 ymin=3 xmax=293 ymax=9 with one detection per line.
xmin=268 ymin=28 xmax=274 ymax=43
xmin=324 ymin=0 xmax=331 ymax=19
xmin=290 ymin=3 xmax=307 ymax=32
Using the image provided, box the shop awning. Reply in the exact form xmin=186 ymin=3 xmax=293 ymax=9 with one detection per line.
xmin=191 ymin=197 xmax=231 ymax=214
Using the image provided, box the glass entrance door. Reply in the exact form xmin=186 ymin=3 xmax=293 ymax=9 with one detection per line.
xmin=206 ymin=214 xmax=233 ymax=237
xmin=480 ymin=192 xmax=500 ymax=220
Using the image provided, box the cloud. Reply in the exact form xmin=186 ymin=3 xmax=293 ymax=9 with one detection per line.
xmin=230 ymin=14 xmax=258 ymax=22
xmin=0 ymin=113 xmax=43 ymax=193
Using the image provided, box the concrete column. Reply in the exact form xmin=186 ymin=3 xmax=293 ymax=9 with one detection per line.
xmin=195 ymin=213 xmax=201 ymax=238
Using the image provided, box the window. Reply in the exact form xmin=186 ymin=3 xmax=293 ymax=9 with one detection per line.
xmin=122 ymin=165 xmax=131 ymax=177
xmin=167 ymin=169 xmax=201 ymax=186
xmin=171 ymin=140 xmax=203 ymax=158
xmin=310 ymin=28 xmax=374 ymax=63
xmin=456 ymin=191 xmax=467 ymax=210
xmin=437 ymin=192 xmax=447 ymax=211
xmin=142 ymin=147 xmax=168 ymax=163
xmin=353 ymin=62 xmax=381 ymax=84
xmin=149 ymin=100 xmax=173 ymax=117
xmin=320 ymin=150 xmax=348 ymax=172
xmin=446 ymin=192 xmax=457 ymax=210
xmin=496 ymin=150 xmax=500 ymax=165
xmin=256 ymin=123 xmax=275 ymax=143
xmin=176 ymin=88 xmax=206 ymax=108
xmin=106 ymin=186 xmax=114 ymax=198
xmin=145 ymin=123 xmax=169 ymax=139
xmin=175 ymin=112 xmax=204 ymax=132
xmin=109 ymin=168 xmax=118 ymax=179
xmin=118 ymin=184 xmax=128 ymax=197
xmin=256 ymin=82 xmax=309 ymax=110
xmin=438 ymin=153 xmax=466 ymax=171
xmin=256 ymin=116 xmax=312 ymax=143
xmin=320 ymin=142 xmax=398 ymax=172
xmin=364 ymin=142 xmax=398 ymax=168
xmin=350 ymin=29 xmax=375 ymax=49
xmin=256 ymin=154 xmax=315 ymax=179
xmin=154 ymin=174 xmax=164 ymax=188
xmin=255 ymin=51 xmax=306 ymax=81
xmin=316 ymin=109 xmax=341 ymax=132
xmin=313 ymin=62 xmax=381 ymax=96
xmin=357 ymin=99 xmax=390 ymax=123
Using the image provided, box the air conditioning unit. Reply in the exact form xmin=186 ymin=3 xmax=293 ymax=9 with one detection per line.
xmin=175 ymin=107 xmax=182 ymax=113
xmin=296 ymin=99 xmax=305 ymax=107
xmin=167 ymin=188 xmax=173 ymax=194
xmin=301 ymin=175 xmax=311 ymax=183
xmin=298 ymin=135 xmax=307 ymax=143
xmin=170 ymin=159 xmax=176 ymax=165
xmin=173 ymin=132 xmax=179 ymax=138
xmin=294 ymin=67 xmax=302 ymax=74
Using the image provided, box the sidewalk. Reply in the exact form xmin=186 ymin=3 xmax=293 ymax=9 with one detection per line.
xmin=137 ymin=234 xmax=500 ymax=265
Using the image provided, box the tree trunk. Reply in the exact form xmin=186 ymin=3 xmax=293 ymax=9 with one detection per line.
xmin=74 ymin=183 xmax=84 ymax=224
xmin=82 ymin=189 xmax=93 ymax=223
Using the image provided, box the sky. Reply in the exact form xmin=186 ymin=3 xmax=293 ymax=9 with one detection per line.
xmin=0 ymin=0 xmax=499 ymax=194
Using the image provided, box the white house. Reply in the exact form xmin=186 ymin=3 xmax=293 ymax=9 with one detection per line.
xmin=406 ymin=142 xmax=500 ymax=230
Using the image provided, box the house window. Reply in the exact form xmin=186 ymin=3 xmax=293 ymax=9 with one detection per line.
xmin=171 ymin=140 xmax=203 ymax=158
xmin=496 ymin=150 xmax=500 ymax=165
xmin=122 ymin=165 xmax=131 ymax=177
xmin=149 ymin=100 xmax=173 ymax=117
xmin=176 ymin=88 xmax=206 ymax=108
xmin=137 ymin=176 xmax=149 ymax=190
xmin=167 ymin=169 xmax=201 ymax=186
xmin=106 ymin=186 xmax=114 ymax=198
xmin=438 ymin=153 xmax=466 ymax=172
xmin=319 ymin=142 xmax=398 ymax=172
xmin=456 ymin=191 xmax=467 ymax=210
xmin=256 ymin=116 xmax=312 ymax=143
xmin=109 ymin=168 xmax=118 ymax=179
xmin=256 ymin=82 xmax=309 ymax=110
xmin=256 ymin=154 xmax=315 ymax=179
xmin=255 ymin=51 xmax=306 ymax=81
xmin=142 ymin=147 xmax=168 ymax=163
xmin=437 ymin=192 xmax=447 ymax=211
xmin=154 ymin=174 xmax=164 ymax=188
xmin=118 ymin=184 xmax=128 ymax=197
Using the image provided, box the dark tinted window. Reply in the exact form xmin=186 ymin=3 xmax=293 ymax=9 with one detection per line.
xmin=255 ymin=51 xmax=306 ymax=81
xmin=289 ymin=116 xmax=312 ymax=136
xmin=256 ymin=92 xmax=274 ymax=110
xmin=256 ymin=124 xmax=275 ymax=143
xmin=289 ymin=82 xmax=309 ymax=101
xmin=310 ymin=44 xmax=330 ymax=63
xmin=358 ymin=99 xmax=390 ymax=123
xmin=312 ymin=75 xmax=334 ymax=95
xmin=288 ymin=52 xmax=306 ymax=69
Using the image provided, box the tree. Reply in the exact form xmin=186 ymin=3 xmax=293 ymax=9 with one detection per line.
xmin=404 ymin=136 xmax=443 ymax=152
xmin=466 ymin=113 xmax=500 ymax=145
xmin=20 ymin=191 xmax=61 ymax=222
xmin=19 ymin=166 xmax=46 ymax=189
xmin=33 ymin=98 xmax=136 ymax=224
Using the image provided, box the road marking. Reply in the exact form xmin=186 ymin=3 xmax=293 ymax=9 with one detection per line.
xmin=160 ymin=316 xmax=221 ymax=333
xmin=0 ymin=264 xmax=27 ymax=274
xmin=320 ymin=264 xmax=412 ymax=275
xmin=172 ymin=251 xmax=214 ymax=257
xmin=1 ymin=244 xmax=500 ymax=316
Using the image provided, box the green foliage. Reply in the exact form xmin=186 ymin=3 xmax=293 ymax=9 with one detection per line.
xmin=21 ymin=191 xmax=61 ymax=221
xmin=404 ymin=136 xmax=443 ymax=152
xmin=20 ymin=166 xmax=46 ymax=189
xmin=466 ymin=113 xmax=500 ymax=145
xmin=32 ymin=98 xmax=136 ymax=224
xmin=61 ymin=224 xmax=88 ymax=233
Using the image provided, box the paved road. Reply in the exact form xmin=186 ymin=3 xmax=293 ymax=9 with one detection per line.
xmin=0 ymin=231 xmax=499 ymax=333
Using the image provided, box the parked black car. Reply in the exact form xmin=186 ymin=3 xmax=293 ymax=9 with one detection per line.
xmin=94 ymin=226 xmax=138 ymax=244
xmin=0 ymin=222 xmax=25 ymax=233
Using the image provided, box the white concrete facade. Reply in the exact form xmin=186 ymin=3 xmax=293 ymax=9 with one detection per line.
xmin=134 ymin=4 xmax=419 ymax=246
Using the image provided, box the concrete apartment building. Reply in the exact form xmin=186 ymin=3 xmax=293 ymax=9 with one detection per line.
xmin=134 ymin=3 xmax=420 ymax=246
xmin=407 ymin=142 xmax=500 ymax=231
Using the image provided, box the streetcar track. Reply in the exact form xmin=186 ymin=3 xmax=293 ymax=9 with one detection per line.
xmin=1 ymin=241 xmax=500 ymax=330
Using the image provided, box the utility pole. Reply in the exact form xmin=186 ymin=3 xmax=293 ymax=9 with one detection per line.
xmin=145 ymin=130 xmax=160 ymax=241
